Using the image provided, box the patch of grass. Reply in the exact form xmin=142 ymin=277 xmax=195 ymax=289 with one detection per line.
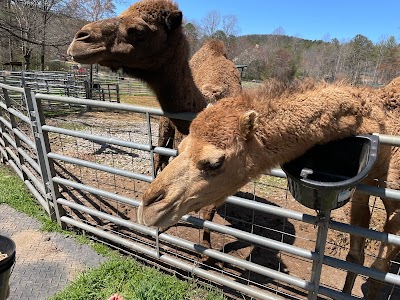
xmin=0 ymin=165 xmax=59 ymax=232
xmin=0 ymin=165 xmax=226 ymax=300
xmin=120 ymin=94 xmax=160 ymax=107
xmin=50 ymin=257 xmax=226 ymax=300
xmin=54 ymin=121 xmax=91 ymax=131
xmin=43 ymin=105 xmax=86 ymax=118
xmin=256 ymin=174 xmax=287 ymax=194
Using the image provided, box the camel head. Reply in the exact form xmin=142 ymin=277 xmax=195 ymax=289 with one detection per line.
xmin=138 ymin=96 xmax=268 ymax=227
xmin=67 ymin=0 xmax=183 ymax=73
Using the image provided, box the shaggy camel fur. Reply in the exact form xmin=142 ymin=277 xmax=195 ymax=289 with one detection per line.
xmin=380 ymin=76 xmax=400 ymax=113
xmin=139 ymin=79 xmax=400 ymax=299
xmin=190 ymin=39 xmax=242 ymax=103
xmin=156 ymin=39 xmax=241 ymax=172
xmin=68 ymin=0 xmax=241 ymax=248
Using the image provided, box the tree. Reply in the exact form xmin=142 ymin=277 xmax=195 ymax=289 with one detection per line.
xmin=344 ymin=34 xmax=374 ymax=84
xmin=67 ymin=0 xmax=117 ymax=21
xmin=201 ymin=10 xmax=221 ymax=37
xmin=375 ymin=36 xmax=400 ymax=84
xmin=199 ymin=11 xmax=240 ymax=57
xmin=0 ymin=0 xmax=119 ymax=70
xmin=183 ymin=22 xmax=201 ymax=55
xmin=222 ymin=14 xmax=239 ymax=37
xmin=0 ymin=0 xmax=82 ymax=69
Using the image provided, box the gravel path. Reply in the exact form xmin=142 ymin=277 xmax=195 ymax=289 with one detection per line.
xmin=0 ymin=204 xmax=107 ymax=300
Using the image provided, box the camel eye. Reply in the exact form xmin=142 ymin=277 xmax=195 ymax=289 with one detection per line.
xmin=199 ymin=156 xmax=225 ymax=173
xmin=127 ymin=27 xmax=145 ymax=38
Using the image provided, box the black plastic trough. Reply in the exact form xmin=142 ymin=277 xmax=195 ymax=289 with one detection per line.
xmin=282 ymin=135 xmax=379 ymax=211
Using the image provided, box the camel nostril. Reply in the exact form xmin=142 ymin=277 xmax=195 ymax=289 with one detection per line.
xmin=145 ymin=191 xmax=165 ymax=206
xmin=75 ymin=30 xmax=91 ymax=41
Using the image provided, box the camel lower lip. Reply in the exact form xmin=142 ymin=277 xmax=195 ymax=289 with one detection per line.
xmin=69 ymin=47 xmax=107 ymax=64
xmin=139 ymin=201 xmax=179 ymax=228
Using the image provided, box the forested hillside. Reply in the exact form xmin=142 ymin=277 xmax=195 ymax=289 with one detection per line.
xmin=229 ymin=33 xmax=399 ymax=85
xmin=1 ymin=1 xmax=399 ymax=86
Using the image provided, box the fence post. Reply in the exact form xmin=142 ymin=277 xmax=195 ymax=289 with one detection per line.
xmin=307 ymin=210 xmax=331 ymax=300
xmin=1 ymin=86 xmax=28 ymax=180
xmin=20 ymin=70 xmax=25 ymax=87
xmin=0 ymin=88 xmax=10 ymax=163
xmin=23 ymin=87 xmax=65 ymax=226
xmin=146 ymin=112 xmax=156 ymax=180
xmin=116 ymin=83 xmax=120 ymax=103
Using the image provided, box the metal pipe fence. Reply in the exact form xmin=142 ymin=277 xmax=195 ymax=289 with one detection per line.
xmin=0 ymin=82 xmax=399 ymax=299
xmin=1 ymin=70 xmax=154 ymax=103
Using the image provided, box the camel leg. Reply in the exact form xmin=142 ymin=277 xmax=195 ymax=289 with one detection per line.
xmin=366 ymin=206 xmax=400 ymax=300
xmin=154 ymin=117 xmax=175 ymax=175
xmin=199 ymin=205 xmax=218 ymax=264
xmin=366 ymin=164 xmax=400 ymax=299
xmin=343 ymin=192 xmax=371 ymax=294
xmin=201 ymin=205 xmax=218 ymax=249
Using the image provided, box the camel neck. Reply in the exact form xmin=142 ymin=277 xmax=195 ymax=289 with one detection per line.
xmin=147 ymin=55 xmax=206 ymax=134
xmin=150 ymin=61 xmax=206 ymax=114
xmin=123 ymin=36 xmax=206 ymax=134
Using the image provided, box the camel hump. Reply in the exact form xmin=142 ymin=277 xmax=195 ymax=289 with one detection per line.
xmin=385 ymin=76 xmax=400 ymax=88
xmin=202 ymin=39 xmax=227 ymax=57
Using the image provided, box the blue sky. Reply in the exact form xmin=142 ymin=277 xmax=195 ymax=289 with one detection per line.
xmin=116 ymin=1 xmax=400 ymax=43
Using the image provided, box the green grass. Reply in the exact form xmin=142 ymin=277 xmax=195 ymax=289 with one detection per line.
xmin=0 ymin=165 xmax=59 ymax=232
xmin=43 ymin=105 xmax=87 ymax=118
xmin=0 ymin=165 xmax=226 ymax=300
xmin=119 ymin=94 xmax=160 ymax=107
xmin=50 ymin=257 xmax=225 ymax=300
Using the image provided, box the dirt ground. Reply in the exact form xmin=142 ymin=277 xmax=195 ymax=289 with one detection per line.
xmin=41 ymin=108 xmax=399 ymax=299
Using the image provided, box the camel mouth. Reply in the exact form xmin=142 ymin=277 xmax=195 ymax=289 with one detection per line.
xmin=137 ymin=202 xmax=180 ymax=228
xmin=138 ymin=191 xmax=185 ymax=228
xmin=145 ymin=191 xmax=165 ymax=207
xmin=68 ymin=45 xmax=107 ymax=64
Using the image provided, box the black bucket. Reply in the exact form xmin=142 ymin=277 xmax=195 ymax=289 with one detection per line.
xmin=282 ymin=135 xmax=379 ymax=211
xmin=0 ymin=235 xmax=16 ymax=300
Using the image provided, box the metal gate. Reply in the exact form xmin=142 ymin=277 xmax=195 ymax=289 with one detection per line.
xmin=1 ymin=82 xmax=399 ymax=299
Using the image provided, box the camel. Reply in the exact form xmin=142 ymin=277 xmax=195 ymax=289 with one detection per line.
xmin=67 ymin=0 xmax=241 ymax=249
xmin=155 ymin=39 xmax=241 ymax=173
xmin=67 ymin=0 xmax=205 ymax=134
xmin=138 ymin=78 xmax=400 ymax=299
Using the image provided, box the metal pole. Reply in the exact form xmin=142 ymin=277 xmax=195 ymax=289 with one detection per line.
xmin=24 ymin=87 xmax=65 ymax=224
xmin=146 ymin=112 xmax=156 ymax=179
xmin=2 ymin=86 xmax=27 ymax=180
xmin=308 ymin=210 xmax=331 ymax=300
xmin=0 ymin=87 xmax=11 ymax=163
xmin=89 ymin=64 xmax=93 ymax=99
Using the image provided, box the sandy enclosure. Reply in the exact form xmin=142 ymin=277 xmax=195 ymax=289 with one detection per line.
xmin=43 ymin=110 xmax=398 ymax=299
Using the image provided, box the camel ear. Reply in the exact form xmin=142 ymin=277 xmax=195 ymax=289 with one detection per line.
xmin=162 ymin=10 xmax=182 ymax=31
xmin=239 ymin=110 xmax=259 ymax=140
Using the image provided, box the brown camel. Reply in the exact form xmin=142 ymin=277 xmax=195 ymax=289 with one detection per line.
xmin=138 ymin=78 xmax=400 ymax=299
xmin=67 ymin=0 xmax=205 ymax=134
xmin=155 ymin=39 xmax=241 ymax=173
xmin=190 ymin=39 xmax=242 ymax=103
xmin=67 ymin=0 xmax=241 ymax=249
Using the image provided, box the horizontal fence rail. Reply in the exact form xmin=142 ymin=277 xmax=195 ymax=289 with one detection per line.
xmin=1 ymin=70 xmax=154 ymax=102
xmin=0 ymin=81 xmax=399 ymax=299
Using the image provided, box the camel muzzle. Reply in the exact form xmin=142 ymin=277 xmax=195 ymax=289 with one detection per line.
xmin=143 ymin=190 xmax=165 ymax=207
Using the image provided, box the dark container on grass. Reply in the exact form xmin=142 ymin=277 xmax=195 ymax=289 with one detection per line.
xmin=282 ymin=135 xmax=379 ymax=211
xmin=0 ymin=235 xmax=16 ymax=300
